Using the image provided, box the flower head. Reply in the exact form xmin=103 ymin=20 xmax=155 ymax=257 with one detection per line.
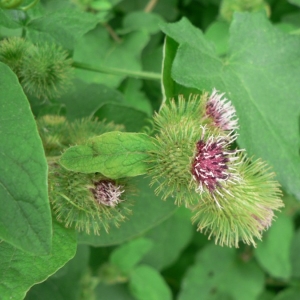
xmin=191 ymin=127 xmax=241 ymax=208
xmin=148 ymin=92 xmax=283 ymax=248
xmin=91 ymin=180 xmax=125 ymax=207
xmin=192 ymin=155 xmax=284 ymax=247
xmin=202 ymin=88 xmax=239 ymax=131
xmin=49 ymin=163 xmax=132 ymax=235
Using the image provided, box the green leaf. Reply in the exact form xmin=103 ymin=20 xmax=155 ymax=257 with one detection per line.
xmin=179 ymin=244 xmax=264 ymax=300
xmin=273 ymin=288 xmax=300 ymax=300
xmin=162 ymin=35 xmax=198 ymax=101
xmin=288 ymin=0 xmax=300 ymax=7
xmin=0 ymin=63 xmax=52 ymax=254
xmin=163 ymin=13 xmax=300 ymax=199
xmin=291 ymin=227 xmax=300 ymax=278
xmin=77 ymin=176 xmax=177 ymax=246
xmin=74 ymin=26 xmax=150 ymax=88
xmin=120 ymin=78 xmax=153 ymax=116
xmin=204 ymin=20 xmax=229 ymax=56
xmin=0 ymin=8 xmax=23 ymax=28
xmin=120 ymin=11 xmax=164 ymax=35
xmin=117 ymin=0 xmax=178 ymax=22
xmin=94 ymin=103 xmax=149 ymax=132
xmin=95 ymin=283 xmax=134 ymax=300
xmin=0 ymin=220 xmax=77 ymax=300
xmin=254 ymin=214 xmax=294 ymax=279
xmin=110 ymin=238 xmax=153 ymax=274
xmin=129 ymin=265 xmax=172 ymax=300
xmin=58 ymin=79 xmax=124 ymax=120
xmin=141 ymin=207 xmax=194 ymax=271
xmin=60 ymin=131 xmax=154 ymax=178
xmin=26 ymin=9 xmax=98 ymax=49
xmin=25 ymin=245 xmax=89 ymax=300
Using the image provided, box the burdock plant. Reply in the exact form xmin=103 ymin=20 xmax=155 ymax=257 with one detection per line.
xmin=148 ymin=89 xmax=283 ymax=247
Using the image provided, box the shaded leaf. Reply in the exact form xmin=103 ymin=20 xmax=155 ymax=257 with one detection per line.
xmin=273 ymin=287 xmax=300 ymax=300
xmin=95 ymin=283 xmax=134 ymax=300
xmin=120 ymin=78 xmax=153 ymax=116
xmin=179 ymin=244 xmax=264 ymax=300
xmin=94 ymin=103 xmax=149 ymax=132
xmin=0 ymin=63 xmax=52 ymax=254
xmin=129 ymin=265 xmax=172 ymax=300
xmin=120 ymin=11 xmax=164 ymax=35
xmin=0 ymin=8 xmax=23 ymax=28
xmin=141 ymin=207 xmax=194 ymax=271
xmin=110 ymin=238 xmax=153 ymax=274
xmin=255 ymin=214 xmax=294 ymax=279
xmin=74 ymin=26 xmax=150 ymax=87
xmin=58 ymin=79 xmax=124 ymax=120
xmin=290 ymin=227 xmax=300 ymax=278
xmin=25 ymin=245 xmax=89 ymax=300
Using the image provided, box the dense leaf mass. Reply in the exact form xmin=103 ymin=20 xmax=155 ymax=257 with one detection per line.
xmin=1 ymin=0 xmax=299 ymax=299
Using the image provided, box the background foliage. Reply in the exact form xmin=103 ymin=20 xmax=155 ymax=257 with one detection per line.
xmin=1 ymin=0 xmax=300 ymax=299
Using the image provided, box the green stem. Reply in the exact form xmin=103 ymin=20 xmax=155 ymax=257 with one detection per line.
xmin=20 ymin=0 xmax=39 ymax=11
xmin=73 ymin=62 xmax=161 ymax=81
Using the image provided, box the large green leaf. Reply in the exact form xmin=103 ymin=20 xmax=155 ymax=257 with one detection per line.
xmin=25 ymin=245 xmax=89 ymax=300
xmin=77 ymin=176 xmax=177 ymax=246
xmin=0 ymin=220 xmax=77 ymax=300
xmin=26 ymin=9 xmax=98 ymax=49
xmin=58 ymin=79 xmax=124 ymax=120
xmin=254 ymin=214 xmax=294 ymax=279
xmin=94 ymin=103 xmax=149 ymax=132
xmin=73 ymin=26 xmax=150 ymax=88
xmin=179 ymin=244 xmax=264 ymax=300
xmin=0 ymin=63 xmax=52 ymax=254
xmin=60 ymin=131 xmax=154 ymax=178
xmin=162 ymin=13 xmax=300 ymax=199
xmin=141 ymin=207 xmax=194 ymax=271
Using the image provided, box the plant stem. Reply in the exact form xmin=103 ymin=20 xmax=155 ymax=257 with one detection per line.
xmin=104 ymin=23 xmax=122 ymax=43
xmin=20 ymin=0 xmax=39 ymax=11
xmin=144 ymin=0 xmax=158 ymax=12
xmin=73 ymin=62 xmax=161 ymax=81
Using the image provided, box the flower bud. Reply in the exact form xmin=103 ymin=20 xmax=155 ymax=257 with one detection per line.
xmin=20 ymin=43 xmax=73 ymax=99
xmin=0 ymin=37 xmax=32 ymax=75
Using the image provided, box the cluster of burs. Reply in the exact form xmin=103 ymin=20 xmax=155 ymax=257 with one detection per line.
xmin=0 ymin=35 xmax=283 ymax=248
